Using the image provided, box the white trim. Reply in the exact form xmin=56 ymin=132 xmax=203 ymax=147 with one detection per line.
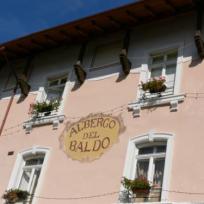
xmin=7 ymin=146 xmax=50 ymax=204
xmin=23 ymin=113 xmax=65 ymax=133
xmin=58 ymin=69 xmax=74 ymax=115
xmin=121 ymin=132 xmax=174 ymax=202
xmin=128 ymin=94 xmax=185 ymax=117
xmin=23 ymin=71 xmax=71 ymax=132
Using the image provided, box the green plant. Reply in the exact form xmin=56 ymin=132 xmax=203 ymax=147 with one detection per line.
xmin=31 ymin=100 xmax=60 ymax=115
xmin=141 ymin=77 xmax=166 ymax=94
xmin=2 ymin=189 xmax=29 ymax=203
xmin=122 ymin=176 xmax=151 ymax=194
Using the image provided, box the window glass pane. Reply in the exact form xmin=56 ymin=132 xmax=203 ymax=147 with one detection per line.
xmin=150 ymin=67 xmax=162 ymax=78
xmin=152 ymin=55 xmax=164 ymax=64
xmin=49 ymin=80 xmax=58 ymax=87
xmin=167 ymin=51 xmax=178 ymax=61
xmin=155 ymin=145 xmax=166 ymax=153
xmin=60 ymin=77 xmax=67 ymax=84
xmin=29 ymin=169 xmax=41 ymax=195
xmin=138 ymin=146 xmax=154 ymax=155
xmin=19 ymin=169 xmax=32 ymax=191
xmin=153 ymin=158 xmax=165 ymax=188
xmin=136 ymin=159 xmax=149 ymax=178
xmin=25 ymin=157 xmax=44 ymax=166
xmin=47 ymin=87 xmax=64 ymax=101
xmin=165 ymin=64 xmax=176 ymax=87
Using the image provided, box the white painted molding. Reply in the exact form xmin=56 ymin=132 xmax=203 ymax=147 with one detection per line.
xmin=128 ymin=94 xmax=185 ymax=117
xmin=23 ymin=113 xmax=65 ymax=133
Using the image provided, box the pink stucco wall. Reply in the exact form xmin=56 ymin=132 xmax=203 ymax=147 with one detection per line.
xmin=1 ymin=57 xmax=204 ymax=204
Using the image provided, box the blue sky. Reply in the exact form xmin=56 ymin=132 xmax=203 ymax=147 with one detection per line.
xmin=0 ymin=0 xmax=135 ymax=44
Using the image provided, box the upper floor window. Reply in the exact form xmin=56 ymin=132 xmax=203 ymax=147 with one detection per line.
xmin=149 ymin=49 xmax=178 ymax=96
xmin=140 ymin=49 xmax=178 ymax=100
xmin=46 ymin=75 xmax=67 ymax=101
xmin=90 ymin=41 xmax=122 ymax=71
xmin=32 ymin=74 xmax=68 ymax=117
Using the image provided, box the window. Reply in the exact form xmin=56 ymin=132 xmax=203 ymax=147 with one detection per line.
xmin=18 ymin=155 xmax=44 ymax=196
xmin=24 ymin=75 xmax=67 ymax=132
xmin=46 ymin=75 xmax=67 ymax=101
xmin=7 ymin=147 xmax=49 ymax=204
xmin=90 ymin=41 xmax=122 ymax=71
xmin=121 ymin=133 xmax=174 ymax=203
xmin=147 ymin=49 xmax=178 ymax=97
xmin=135 ymin=143 xmax=166 ymax=202
xmin=35 ymin=74 xmax=68 ymax=115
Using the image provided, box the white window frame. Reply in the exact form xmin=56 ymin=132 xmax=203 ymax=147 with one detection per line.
xmin=36 ymin=72 xmax=69 ymax=116
xmin=23 ymin=71 xmax=73 ymax=133
xmin=128 ymin=44 xmax=185 ymax=116
xmin=136 ymin=142 xmax=166 ymax=186
xmin=139 ymin=44 xmax=183 ymax=99
xmin=122 ymin=132 xmax=174 ymax=202
xmin=7 ymin=146 xmax=50 ymax=204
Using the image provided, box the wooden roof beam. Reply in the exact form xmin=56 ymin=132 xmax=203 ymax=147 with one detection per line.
xmin=91 ymin=20 xmax=105 ymax=32
xmin=59 ymin=30 xmax=72 ymax=41
xmin=108 ymin=16 xmax=123 ymax=28
xmin=144 ymin=4 xmax=156 ymax=17
xmin=165 ymin=0 xmax=177 ymax=11
xmin=30 ymin=39 xmax=46 ymax=49
xmin=44 ymin=34 xmax=59 ymax=45
xmin=17 ymin=43 xmax=32 ymax=54
xmin=75 ymin=26 xmax=89 ymax=37
xmin=5 ymin=47 xmax=21 ymax=57
xmin=126 ymin=10 xmax=140 ymax=22
xmin=126 ymin=10 xmax=139 ymax=23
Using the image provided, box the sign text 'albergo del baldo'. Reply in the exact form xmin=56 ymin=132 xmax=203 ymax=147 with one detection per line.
xmin=60 ymin=114 xmax=125 ymax=162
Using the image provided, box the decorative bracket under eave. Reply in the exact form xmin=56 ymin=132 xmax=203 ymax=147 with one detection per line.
xmin=194 ymin=31 xmax=204 ymax=59
xmin=74 ymin=43 xmax=87 ymax=84
xmin=120 ymin=49 xmax=132 ymax=75
xmin=120 ymin=30 xmax=132 ymax=75
xmin=194 ymin=0 xmax=204 ymax=59
xmin=74 ymin=60 xmax=86 ymax=84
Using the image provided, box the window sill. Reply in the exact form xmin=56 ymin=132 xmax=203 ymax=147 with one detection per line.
xmin=128 ymin=94 xmax=185 ymax=117
xmin=23 ymin=111 xmax=65 ymax=133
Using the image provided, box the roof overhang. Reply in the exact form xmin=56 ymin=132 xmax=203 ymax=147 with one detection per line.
xmin=0 ymin=0 xmax=195 ymax=63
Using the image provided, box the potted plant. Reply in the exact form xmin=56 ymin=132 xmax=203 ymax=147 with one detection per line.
xmin=141 ymin=76 xmax=166 ymax=94
xmin=122 ymin=176 xmax=151 ymax=195
xmin=2 ymin=189 xmax=29 ymax=203
xmin=30 ymin=100 xmax=60 ymax=117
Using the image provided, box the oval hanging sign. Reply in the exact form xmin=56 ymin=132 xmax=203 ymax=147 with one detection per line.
xmin=60 ymin=114 xmax=125 ymax=162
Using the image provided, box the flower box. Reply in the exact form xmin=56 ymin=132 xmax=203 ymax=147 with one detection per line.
xmin=2 ymin=189 xmax=29 ymax=203
xmin=29 ymin=100 xmax=60 ymax=117
xmin=122 ymin=176 xmax=151 ymax=195
xmin=141 ymin=76 xmax=166 ymax=94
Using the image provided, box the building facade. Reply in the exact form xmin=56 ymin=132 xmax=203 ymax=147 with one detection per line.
xmin=0 ymin=0 xmax=204 ymax=203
